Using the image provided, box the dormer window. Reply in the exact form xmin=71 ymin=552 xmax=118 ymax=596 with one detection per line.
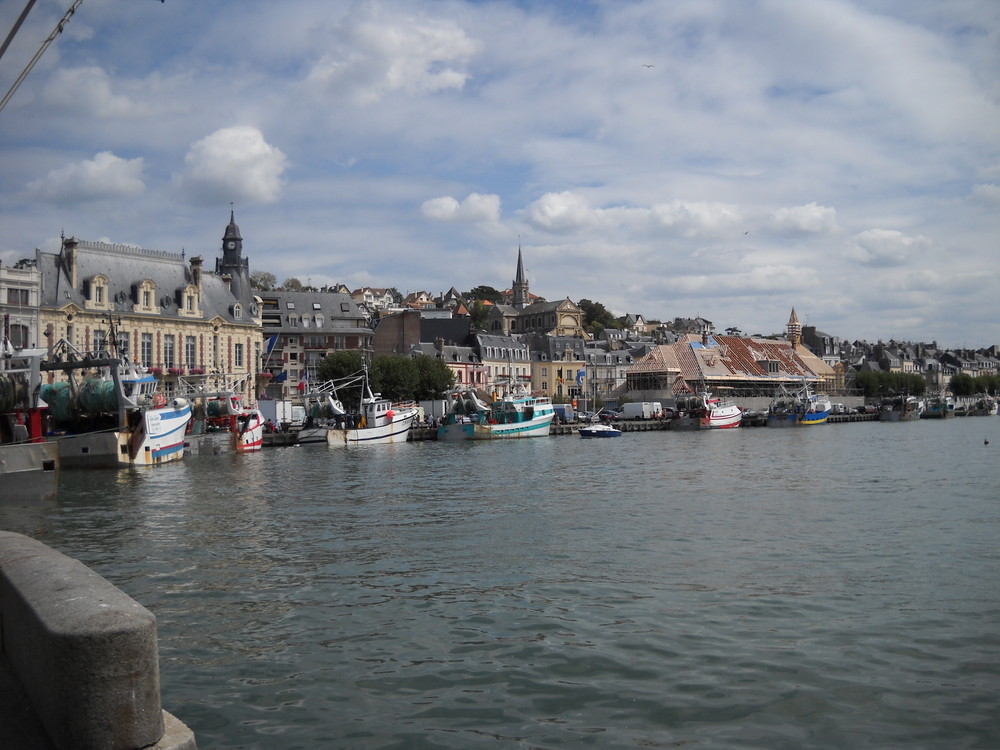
xmin=86 ymin=274 xmax=110 ymax=310
xmin=135 ymin=280 xmax=158 ymax=315
xmin=233 ymin=303 xmax=242 ymax=319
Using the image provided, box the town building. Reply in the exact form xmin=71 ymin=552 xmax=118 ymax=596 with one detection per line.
xmin=258 ymin=288 xmax=373 ymax=399
xmin=1 ymin=258 xmax=42 ymax=349
xmin=35 ymin=213 xmax=262 ymax=400
xmin=486 ymin=248 xmax=587 ymax=338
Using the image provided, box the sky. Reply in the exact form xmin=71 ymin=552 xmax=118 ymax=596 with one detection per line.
xmin=1 ymin=0 xmax=998 ymax=348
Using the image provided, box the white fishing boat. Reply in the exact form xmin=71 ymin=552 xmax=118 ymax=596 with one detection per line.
xmin=437 ymin=384 xmax=555 ymax=441
xmin=304 ymin=367 xmax=418 ymax=446
xmin=668 ymin=391 xmax=742 ymax=430
xmin=39 ymin=323 xmax=191 ymax=468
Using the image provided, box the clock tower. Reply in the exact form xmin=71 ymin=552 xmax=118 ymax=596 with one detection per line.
xmin=217 ymin=209 xmax=249 ymax=277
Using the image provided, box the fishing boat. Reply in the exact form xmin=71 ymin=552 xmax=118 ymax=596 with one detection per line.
xmin=437 ymin=385 xmax=555 ymax=441
xmin=188 ymin=384 xmax=265 ymax=453
xmin=878 ymin=394 xmax=922 ymax=422
xmin=39 ymin=325 xmax=191 ymax=468
xmin=968 ymin=394 xmax=998 ymax=416
xmin=1 ymin=341 xmax=60 ymax=498
xmin=921 ymin=394 xmax=955 ymax=419
xmin=767 ymin=383 xmax=832 ymax=427
xmin=668 ymin=391 xmax=742 ymax=430
xmin=578 ymin=422 xmax=622 ymax=438
xmin=302 ymin=367 xmax=418 ymax=446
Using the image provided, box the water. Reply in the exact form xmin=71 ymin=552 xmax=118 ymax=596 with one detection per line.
xmin=2 ymin=418 xmax=999 ymax=749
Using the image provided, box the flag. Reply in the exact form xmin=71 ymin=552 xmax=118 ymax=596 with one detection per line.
xmin=576 ymin=366 xmax=586 ymax=385
xmin=265 ymin=335 xmax=278 ymax=355
xmin=273 ymin=371 xmax=288 ymax=383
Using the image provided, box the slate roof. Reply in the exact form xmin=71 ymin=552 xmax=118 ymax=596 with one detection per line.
xmin=37 ymin=239 xmax=255 ymax=325
xmin=259 ymin=289 xmax=370 ymax=335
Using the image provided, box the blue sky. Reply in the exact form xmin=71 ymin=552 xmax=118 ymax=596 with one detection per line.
xmin=1 ymin=0 xmax=998 ymax=347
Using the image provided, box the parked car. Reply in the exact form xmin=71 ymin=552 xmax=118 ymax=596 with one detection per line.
xmin=831 ymin=403 xmax=848 ymax=415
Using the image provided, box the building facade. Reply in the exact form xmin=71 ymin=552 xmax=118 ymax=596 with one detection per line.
xmin=35 ymin=213 xmax=262 ymax=400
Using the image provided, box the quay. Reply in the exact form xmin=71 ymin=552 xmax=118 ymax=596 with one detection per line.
xmin=0 ymin=532 xmax=197 ymax=750
xmin=260 ymin=411 xmax=881 ymax=446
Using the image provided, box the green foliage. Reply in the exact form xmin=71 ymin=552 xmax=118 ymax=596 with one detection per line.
xmin=317 ymin=350 xmax=364 ymax=383
xmin=853 ymin=370 xmax=927 ymax=398
xmin=282 ymin=277 xmax=303 ymax=291
xmin=949 ymin=373 xmax=999 ymax=397
xmin=463 ymin=285 xmax=504 ymax=304
xmin=468 ymin=299 xmax=490 ymax=331
xmin=578 ymin=298 xmax=619 ymax=334
xmin=249 ymin=270 xmax=276 ymax=291
xmin=371 ymin=356 xmax=420 ymax=402
xmin=412 ymin=355 xmax=455 ymax=400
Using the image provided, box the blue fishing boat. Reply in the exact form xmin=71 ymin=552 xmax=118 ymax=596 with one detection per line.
xmin=767 ymin=383 xmax=832 ymax=427
xmin=438 ymin=385 xmax=555 ymax=441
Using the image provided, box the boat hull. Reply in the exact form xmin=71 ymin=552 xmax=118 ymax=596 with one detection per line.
xmin=233 ymin=410 xmax=265 ymax=453
xmin=767 ymin=409 xmax=830 ymax=427
xmin=579 ymin=424 xmax=621 ymax=438
xmin=0 ymin=442 xmax=60 ymax=500
xmin=326 ymin=413 xmax=415 ymax=445
xmin=437 ymin=413 xmax=554 ymax=441
xmin=56 ymin=402 xmax=192 ymax=468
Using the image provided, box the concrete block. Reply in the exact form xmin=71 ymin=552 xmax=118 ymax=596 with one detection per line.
xmin=0 ymin=531 xmax=165 ymax=750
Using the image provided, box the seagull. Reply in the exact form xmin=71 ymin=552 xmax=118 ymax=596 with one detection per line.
xmin=642 ymin=64 xmax=655 ymax=68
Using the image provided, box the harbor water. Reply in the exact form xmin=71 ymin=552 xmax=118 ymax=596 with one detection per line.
xmin=1 ymin=418 xmax=998 ymax=749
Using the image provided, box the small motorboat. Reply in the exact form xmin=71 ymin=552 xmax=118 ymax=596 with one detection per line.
xmin=578 ymin=423 xmax=622 ymax=438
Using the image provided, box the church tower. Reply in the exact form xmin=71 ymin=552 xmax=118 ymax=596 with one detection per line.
xmin=786 ymin=307 xmax=802 ymax=348
xmin=216 ymin=209 xmax=248 ymax=277
xmin=512 ymin=245 xmax=529 ymax=310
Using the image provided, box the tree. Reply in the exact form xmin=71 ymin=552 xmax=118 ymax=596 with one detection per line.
xmin=370 ymin=356 xmax=419 ymax=402
xmin=949 ymin=373 xmax=976 ymax=397
xmin=282 ymin=277 xmax=304 ymax=291
xmin=317 ymin=350 xmax=364 ymax=383
xmin=249 ymin=271 xmax=276 ymax=291
xmin=463 ymin=285 xmax=504 ymax=304
xmin=468 ymin=299 xmax=490 ymax=331
xmin=578 ymin=298 xmax=619 ymax=334
xmin=412 ymin=355 xmax=455 ymax=400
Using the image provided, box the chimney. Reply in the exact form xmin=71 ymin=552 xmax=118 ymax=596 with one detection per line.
xmin=435 ymin=337 xmax=445 ymax=353
xmin=221 ymin=273 xmax=232 ymax=291
xmin=62 ymin=236 xmax=78 ymax=289
xmin=190 ymin=255 xmax=203 ymax=291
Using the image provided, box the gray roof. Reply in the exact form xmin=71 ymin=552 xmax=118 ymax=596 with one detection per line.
xmin=259 ymin=289 xmax=371 ymax=335
xmin=37 ymin=239 xmax=256 ymax=325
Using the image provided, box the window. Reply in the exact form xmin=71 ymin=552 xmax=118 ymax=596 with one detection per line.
xmin=141 ymin=333 xmax=153 ymax=367
xmin=234 ymin=342 xmax=244 ymax=368
xmin=117 ymin=331 xmax=129 ymax=360
xmin=6 ymin=288 xmax=29 ymax=305
xmin=233 ymin=303 xmax=242 ymax=319
xmin=186 ymin=295 xmax=194 ymax=312
xmin=164 ymin=335 xmax=175 ymax=368
xmin=92 ymin=329 xmax=107 ymax=355
xmin=9 ymin=323 xmax=28 ymax=348
xmin=340 ymin=303 xmax=350 ymax=312
xmin=95 ymin=285 xmax=104 ymax=304
xmin=313 ymin=302 xmax=322 ymax=310
xmin=185 ymin=336 xmax=197 ymax=367
xmin=142 ymin=290 xmax=152 ymax=307
xmin=286 ymin=302 xmax=295 ymax=310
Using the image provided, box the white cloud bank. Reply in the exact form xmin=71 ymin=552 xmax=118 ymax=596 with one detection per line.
xmin=421 ymin=193 xmax=501 ymax=223
xmin=173 ymin=126 xmax=288 ymax=205
xmin=25 ymin=152 xmax=145 ymax=204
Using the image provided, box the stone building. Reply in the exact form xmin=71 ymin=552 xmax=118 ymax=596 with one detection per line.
xmin=35 ymin=213 xmax=262 ymax=399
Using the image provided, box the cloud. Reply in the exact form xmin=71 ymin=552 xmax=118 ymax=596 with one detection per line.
xmin=40 ymin=67 xmax=143 ymax=118
xmin=849 ymin=229 xmax=931 ymax=267
xmin=24 ymin=152 xmax=145 ymax=204
xmin=306 ymin=9 xmax=479 ymax=104
xmin=970 ymin=183 xmax=1000 ymax=205
xmin=525 ymin=192 xmax=743 ymax=237
xmin=421 ymin=193 xmax=501 ymax=222
xmin=769 ymin=202 xmax=838 ymax=233
xmin=174 ymin=126 xmax=287 ymax=205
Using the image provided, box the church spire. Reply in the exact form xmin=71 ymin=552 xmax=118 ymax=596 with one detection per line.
xmin=787 ymin=307 xmax=802 ymax=347
xmin=512 ymin=243 xmax=529 ymax=309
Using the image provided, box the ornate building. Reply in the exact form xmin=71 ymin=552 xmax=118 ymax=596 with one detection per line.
xmin=36 ymin=213 xmax=262 ymax=399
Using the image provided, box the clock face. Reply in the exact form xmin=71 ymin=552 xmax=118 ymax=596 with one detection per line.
xmin=227 ymin=240 xmax=236 ymax=249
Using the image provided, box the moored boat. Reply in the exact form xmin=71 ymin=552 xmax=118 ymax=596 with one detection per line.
xmin=668 ymin=392 xmax=742 ymax=430
xmin=303 ymin=366 xmax=418 ymax=446
xmin=921 ymin=394 xmax=955 ymax=419
xmin=437 ymin=385 xmax=555 ymax=441
xmin=578 ymin=423 xmax=622 ymax=438
xmin=1 ymin=342 xmax=59 ymax=498
xmin=767 ymin=383 xmax=831 ymax=427
xmin=878 ymin=394 xmax=922 ymax=422
xmin=968 ymin=394 xmax=998 ymax=416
